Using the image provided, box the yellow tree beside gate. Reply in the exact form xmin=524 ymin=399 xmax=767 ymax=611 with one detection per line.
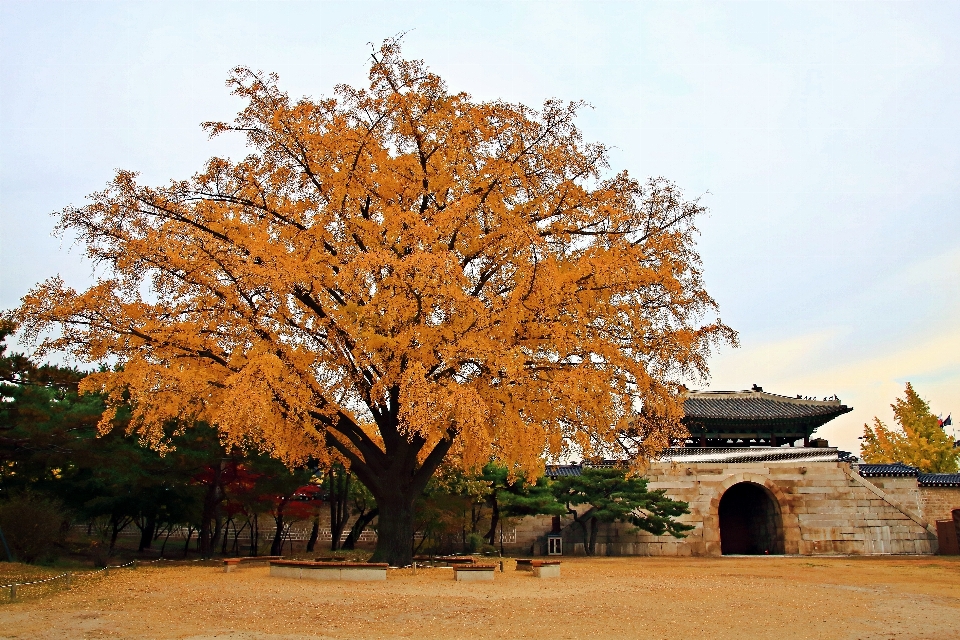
xmin=12 ymin=40 xmax=735 ymax=565
xmin=861 ymin=383 xmax=959 ymax=473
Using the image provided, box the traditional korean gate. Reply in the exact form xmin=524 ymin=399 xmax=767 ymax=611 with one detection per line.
xmin=719 ymin=482 xmax=785 ymax=555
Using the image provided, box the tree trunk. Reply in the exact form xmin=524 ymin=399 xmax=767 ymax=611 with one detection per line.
xmin=588 ymin=517 xmax=599 ymax=556
xmin=566 ymin=505 xmax=590 ymax=556
xmin=306 ymin=515 xmax=320 ymax=553
xmin=138 ymin=511 xmax=157 ymax=552
xmin=342 ymin=508 xmax=378 ymax=550
xmin=485 ymin=497 xmax=500 ymax=546
xmin=159 ymin=526 xmax=172 ymax=557
xmin=220 ymin=518 xmax=232 ymax=555
xmin=499 ymin=519 xmax=505 ymax=556
xmin=109 ymin=518 xmax=121 ymax=554
xmin=321 ymin=404 xmax=456 ymax=567
xmin=371 ymin=494 xmax=416 ymax=566
xmin=270 ymin=499 xmax=287 ymax=556
xmin=270 ymin=521 xmax=284 ymax=557
xmin=329 ymin=466 xmax=351 ymax=551
xmin=199 ymin=463 xmax=225 ymax=558
xmin=249 ymin=513 xmax=259 ymax=557
xmin=182 ymin=526 xmax=194 ymax=557
xmin=212 ymin=515 xmax=225 ymax=556
xmin=108 ymin=514 xmax=131 ymax=555
xmin=472 ymin=504 xmax=484 ymax=535
xmin=231 ymin=520 xmax=248 ymax=556
xmin=198 ymin=514 xmax=213 ymax=556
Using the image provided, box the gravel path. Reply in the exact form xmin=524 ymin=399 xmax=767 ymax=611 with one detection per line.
xmin=1 ymin=556 xmax=958 ymax=639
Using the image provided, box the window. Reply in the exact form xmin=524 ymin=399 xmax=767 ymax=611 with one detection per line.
xmin=547 ymin=536 xmax=562 ymax=555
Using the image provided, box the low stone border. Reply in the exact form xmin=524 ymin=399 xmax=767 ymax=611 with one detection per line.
xmin=269 ymin=560 xmax=388 ymax=581
xmin=223 ymin=556 xmax=283 ymax=573
xmin=453 ymin=564 xmax=496 ymax=582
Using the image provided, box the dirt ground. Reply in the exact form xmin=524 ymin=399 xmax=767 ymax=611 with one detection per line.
xmin=1 ymin=556 xmax=958 ymax=640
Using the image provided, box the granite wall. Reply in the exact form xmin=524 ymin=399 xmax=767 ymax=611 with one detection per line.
xmin=514 ymin=462 xmax=938 ymax=556
xmin=919 ymin=486 xmax=960 ymax=524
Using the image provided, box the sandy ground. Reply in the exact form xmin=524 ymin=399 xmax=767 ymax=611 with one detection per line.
xmin=1 ymin=556 xmax=958 ymax=640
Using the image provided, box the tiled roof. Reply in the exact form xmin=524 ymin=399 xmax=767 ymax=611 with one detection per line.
xmin=918 ymin=473 xmax=960 ymax=487
xmin=658 ymin=447 xmax=840 ymax=464
xmin=684 ymin=390 xmax=851 ymax=421
xmin=856 ymin=463 xmax=919 ymax=477
xmin=544 ymin=465 xmax=584 ymax=478
xmin=546 ymin=448 xmax=852 ymax=474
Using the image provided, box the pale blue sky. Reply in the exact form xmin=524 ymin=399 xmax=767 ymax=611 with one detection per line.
xmin=2 ymin=1 xmax=959 ymax=452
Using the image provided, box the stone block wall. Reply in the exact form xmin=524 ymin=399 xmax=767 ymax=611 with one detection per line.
xmin=513 ymin=462 xmax=937 ymax=556
xmin=919 ymin=487 xmax=960 ymax=523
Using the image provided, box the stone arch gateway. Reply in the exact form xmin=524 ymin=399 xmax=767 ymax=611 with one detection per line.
xmin=718 ymin=482 xmax=785 ymax=555
xmin=529 ymin=458 xmax=936 ymax=557
xmin=525 ymin=389 xmax=940 ymax=557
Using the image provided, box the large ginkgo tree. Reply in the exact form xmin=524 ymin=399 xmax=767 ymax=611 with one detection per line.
xmin=12 ymin=40 xmax=735 ymax=565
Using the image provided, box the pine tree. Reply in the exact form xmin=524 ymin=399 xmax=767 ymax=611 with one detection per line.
xmin=480 ymin=463 xmax=565 ymax=546
xmin=552 ymin=466 xmax=692 ymax=555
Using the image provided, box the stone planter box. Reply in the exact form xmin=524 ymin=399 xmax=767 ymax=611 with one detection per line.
xmin=453 ymin=564 xmax=496 ymax=581
xmin=269 ymin=560 xmax=388 ymax=581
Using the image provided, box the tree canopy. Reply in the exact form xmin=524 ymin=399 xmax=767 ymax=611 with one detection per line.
xmin=860 ymin=382 xmax=958 ymax=473
xmin=11 ymin=40 xmax=734 ymax=564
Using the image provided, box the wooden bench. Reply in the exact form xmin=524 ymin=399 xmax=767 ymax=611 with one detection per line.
xmin=269 ymin=560 xmax=388 ymax=581
xmin=515 ymin=559 xmax=560 ymax=578
xmin=222 ymin=556 xmax=283 ymax=572
xmin=453 ymin=563 xmax=496 ymax=581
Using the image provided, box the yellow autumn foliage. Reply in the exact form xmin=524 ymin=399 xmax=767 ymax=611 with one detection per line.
xmin=12 ymin=41 xmax=735 ymax=550
xmin=861 ymin=383 xmax=959 ymax=473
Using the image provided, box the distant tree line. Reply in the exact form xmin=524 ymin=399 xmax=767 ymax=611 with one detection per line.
xmin=0 ymin=320 xmax=329 ymax=563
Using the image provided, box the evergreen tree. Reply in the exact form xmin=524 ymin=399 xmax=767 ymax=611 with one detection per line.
xmin=552 ymin=466 xmax=692 ymax=555
xmin=480 ymin=463 xmax=565 ymax=546
xmin=1 ymin=321 xmax=307 ymax=560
